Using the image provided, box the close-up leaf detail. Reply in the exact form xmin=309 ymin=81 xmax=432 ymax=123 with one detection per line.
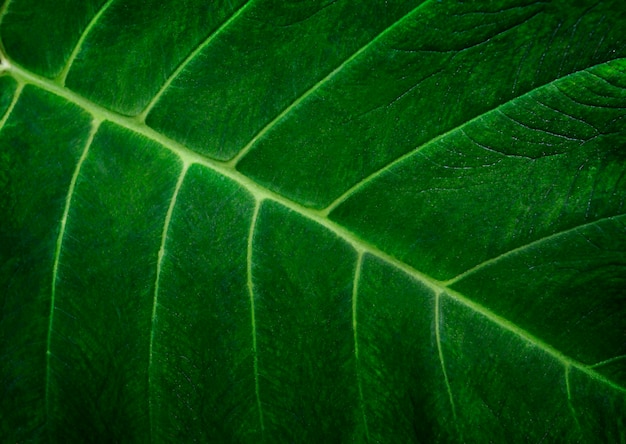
xmin=1 ymin=0 xmax=625 ymax=442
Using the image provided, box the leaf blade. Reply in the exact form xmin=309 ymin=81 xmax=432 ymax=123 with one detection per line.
xmin=1 ymin=1 xmax=625 ymax=442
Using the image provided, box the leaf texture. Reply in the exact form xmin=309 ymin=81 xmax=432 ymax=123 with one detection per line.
xmin=1 ymin=0 xmax=625 ymax=442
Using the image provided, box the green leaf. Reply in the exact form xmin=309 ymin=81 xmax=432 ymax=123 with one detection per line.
xmin=1 ymin=0 xmax=625 ymax=442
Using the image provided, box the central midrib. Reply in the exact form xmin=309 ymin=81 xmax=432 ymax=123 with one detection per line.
xmin=4 ymin=59 xmax=625 ymax=397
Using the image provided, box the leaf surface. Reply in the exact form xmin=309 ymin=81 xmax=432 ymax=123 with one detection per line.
xmin=1 ymin=0 xmax=625 ymax=442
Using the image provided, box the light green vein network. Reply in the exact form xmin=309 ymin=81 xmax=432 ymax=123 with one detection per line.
xmin=444 ymin=213 xmax=626 ymax=285
xmin=321 ymin=68 xmax=609 ymax=216
xmin=0 ymin=3 xmax=624 ymax=437
xmin=3 ymin=53 xmax=625 ymax=401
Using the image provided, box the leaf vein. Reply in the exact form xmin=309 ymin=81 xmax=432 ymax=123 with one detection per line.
xmin=565 ymin=364 xmax=583 ymax=434
xmin=7 ymin=60 xmax=625 ymax=396
xmin=138 ymin=0 xmax=254 ymax=121
xmin=352 ymin=253 xmax=370 ymax=442
xmin=588 ymin=354 xmax=626 ymax=369
xmin=46 ymin=118 xmax=101 ymax=431
xmin=444 ymin=212 xmax=626 ymax=285
xmin=0 ymin=80 xmax=22 ymax=131
xmin=148 ymin=163 xmax=188 ymax=441
xmin=322 ymin=61 xmax=624 ymax=215
xmin=435 ymin=292 xmax=459 ymax=426
xmin=227 ymin=0 xmax=437 ymax=166
xmin=56 ymin=0 xmax=117 ymax=85
xmin=247 ymin=200 xmax=265 ymax=434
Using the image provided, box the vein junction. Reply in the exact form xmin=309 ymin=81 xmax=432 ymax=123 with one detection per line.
xmin=2 ymin=55 xmax=624 ymax=396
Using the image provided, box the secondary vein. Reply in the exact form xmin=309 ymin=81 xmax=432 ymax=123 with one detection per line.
xmin=46 ymin=118 xmax=101 ymax=428
xmin=0 ymin=81 xmax=23 ymax=131
xmin=138 ymin=0 xmax=254 ymax=121
xmin=444 ymin=212 xmax=626 ymax=286
xmin=148 ymin=163 xmax=188 ymax=439
xmin=56 ymin=0 xmax=118 ymax=85
xmin=352 ymin=253 xmax=370 ymax=442
xmin=227 ymin=0 xmax=436 ymax=166
xmin=247 ymin=200 xmax=265 ymax=433
xmin=444 ymin=285 xmax=626 ymax=395
xmin=588 ymin=354 xmax=626 ymax=369
xmin=565 ymin=364 xmax=582 ymax=433
xmin=6 ymin=59 xmax=626 ymax=395
xmin=435 ymin=292 xmax=458 ymax=423
xmin=321 ymin=62 xmax=608 ymax=215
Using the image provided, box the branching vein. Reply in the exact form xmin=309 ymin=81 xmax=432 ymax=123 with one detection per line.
xmin=227 ymin=0 xmax=437 ymax=166
xmin=0 ymin=81 xmax=23 ymax=131
xmin=444 ymin=212 xmax=626 ymax=286
xmin=352 ymin=253 xmax=370 ymax=441
xmin=148 ymin=163 xmax=188 ymax=439
xmin=435 ymin=292 xmax=458 ymax=423
xmin=247 ymin=200 xmax=265 ymax=433
xmin=321 ymin=63 xmax=607 ymax=215
xmin=138 ymin=0 xmax=254 ymax=121
xmin=589 ymin=354 xmax=626 ymax=369
xmin=46 ymin=118 xmax=101 ymax=426
xmin=5 ymin=57 xmax=626 ymax=396
xmin=56 ymin=0 xmax=117 ymax=85
xmin=565 ymin=364 xmax=582 ymax=432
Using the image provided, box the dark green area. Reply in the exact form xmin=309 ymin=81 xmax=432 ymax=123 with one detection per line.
xmin=331 ymin=59 xmax=626 ymax=280
xmin=147 ymin=0 xmax=419 ymax=159
xmin=569 ymin=366 xmax=626 ymax=442
xmin=252 ymin=201 xmax=359 ymax=442
xmin=0 ymin=86 xmax=92 ymax=441
xmin=46 ymin=122 xmax=180 ymax=441
xmin=439 ymin=294 xmax=578 ymax=442
xmin=1 ymin=0 xmax=106 ymax=78
xmin=66 ymin=0 xmax=248 ymax=115
xmin=357 ymin=255 xmax=450 ymax=443
xmin=0 ymin=75 xmax=16 ymax=115
xmin=451 ymin=214 xmax=626 ymax=378
xmin=151 ymin=164 xmax=258 ymax=441
xmin=239 ymin=0 xmax=626 ymax=208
